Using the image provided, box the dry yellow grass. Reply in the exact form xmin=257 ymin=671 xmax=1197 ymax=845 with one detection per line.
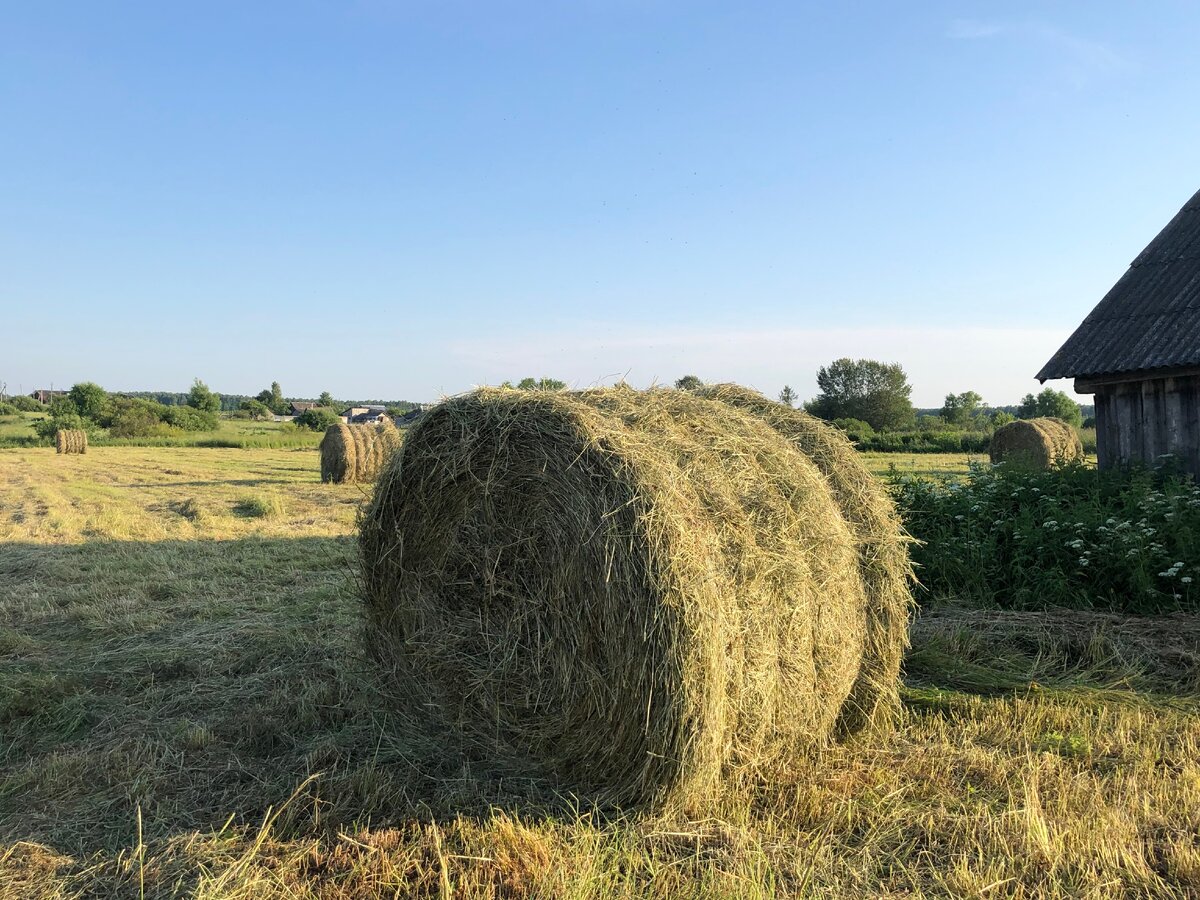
xmin=0 ymin=446 xmax=361 ymax=543
xmin=0 ymin=445 xmax=1197 ymax=898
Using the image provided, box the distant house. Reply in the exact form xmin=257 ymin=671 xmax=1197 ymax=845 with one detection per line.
xmin=341 ymin=405 xmax=390 ymax=425
xmin=31 ymin=390 xmax=65 ymax=404
xmin=1038 ymin=187 xmax=1200 ymax=475
xmin=289 ymin=401 xmax=318 ymax=416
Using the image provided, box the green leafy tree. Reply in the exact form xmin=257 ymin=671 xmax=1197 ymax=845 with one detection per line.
xmin=778 ymin=385 xmax=797 ymax=407
xmin=68 ymin=382 xmax=107 ymax=420
xmin=295 ymin=407 xmax=342 ymax=431
xmin=1017 ymin=388 xmax=1083 ymax=427
xmin=256 ymin=381 xmax=287 ymax=415
xmin=991 ymin=410 xmax=1016 ymax=428
xmin=187 ymin=378 xmax=221 ymax=413
xmin=674 ymin=375 xmax=704 ymax=391
xmin=940 ymin=391 xmax=983 ymax=427
xmin=806 ymin=358 xmax=915 ymax=431
xmin=240 ymin=399 xmax=273 ymax=421
xmin=318 ymin=391 xmax=335 ymax=408
xmin=515 ymin=377 xmax=566 ymax=391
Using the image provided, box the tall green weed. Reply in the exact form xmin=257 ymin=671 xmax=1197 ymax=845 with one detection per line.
xmin=893 ymin=461 xmax=1200 ymax=613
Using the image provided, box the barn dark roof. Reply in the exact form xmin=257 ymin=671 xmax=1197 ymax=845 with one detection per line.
xmin=1038 ymin=187 xmax=1200 ymax=382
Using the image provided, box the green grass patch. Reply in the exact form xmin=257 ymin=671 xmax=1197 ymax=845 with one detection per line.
xmin=233 ymin=494 xmax=285 ymax=518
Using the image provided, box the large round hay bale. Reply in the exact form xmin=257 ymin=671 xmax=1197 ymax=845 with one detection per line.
xmin=695 ymin=384 xmax=913 ymax=734
xmin=55 ymin=429 xmax=87 ymax=455
xmin=320 ymin=421 xmax=400 ymax=483
xmin=360 ymin=386 xmax=913 ymax=811
xmin=989 ymin=417 xmax=1083 ymax=468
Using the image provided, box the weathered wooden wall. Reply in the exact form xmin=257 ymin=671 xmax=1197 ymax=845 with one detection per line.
xmin=1092 ymin=374 xmax=1200 ymax=476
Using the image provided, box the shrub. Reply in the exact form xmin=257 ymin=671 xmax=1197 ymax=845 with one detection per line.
xmin=33 ymin=406 xmax=86 ymax=443
xmin=856 ymin=431 xmax=991 ymax=453
xmin=240 ymin=399 xmax=273 ymax=421
xmin=295 ymin=407 xmax=341 ymax=431
xmin=892 ymin=461 xmax=1200 ymax=613
xmin=831 ymin=418 xmax=874 ymax=441
xmin=0 ymin=401 xmax=19 ymax=416
xmin=162 ymin=405 xmax=219 ymax=432
xmin=104 ymin=397 xmax=170 ymax=437
xmin=7 ymin=395 xmax=42 ymax=412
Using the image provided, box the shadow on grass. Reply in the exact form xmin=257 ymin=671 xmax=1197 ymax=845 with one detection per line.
xmin=122 ymin=478 xmax=302 ymax=489
xmin=0 ymin=537 xmax=608 ymax=872
xmin=904 ymin=603 xmax=1200 ymax=702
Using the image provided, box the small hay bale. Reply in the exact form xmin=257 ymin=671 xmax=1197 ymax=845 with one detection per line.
xmin=55 ymin=429 xmax=87 ymax=455
xmin=989 ymin=417 xmax=1083 ymax=469
xmin=320 ymin=421 xmax=400 ymax=484
xmin=360 ymin=386 xmax=913 ymax=812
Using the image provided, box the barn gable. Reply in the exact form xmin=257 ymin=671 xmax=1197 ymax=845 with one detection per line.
xmin=1038 ymin=188 xmax=1200 ymax=383
xmin=1038 ymin=188 xmax=1200 ymax=475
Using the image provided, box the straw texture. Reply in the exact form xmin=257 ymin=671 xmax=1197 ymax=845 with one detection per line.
xmin=55 ymin=429 xmax=87 ymax=455
xmin=320 ymin=421 xmax=400 ymax=484
xmin=695 ymin=384 xmax=914 ymax=734
xmin=989 ymin=418 xmax=1083 ymax=469
xmin=360 ymin=386 xmax=912 ymax=812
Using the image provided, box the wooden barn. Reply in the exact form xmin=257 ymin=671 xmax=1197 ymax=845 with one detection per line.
xmin=1038 ymin=188 xmax=1200 ymax=475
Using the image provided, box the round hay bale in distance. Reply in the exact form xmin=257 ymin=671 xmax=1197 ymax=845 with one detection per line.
xmin=989 ymin=417 xmax=1082 ymax=469
xmin=360 ymin=386 xmax=913 ymax=812
xmin=55 ymin=429 xmax=87 ymax=455
xmin=320 ymin=421 xmax=400 ymax=484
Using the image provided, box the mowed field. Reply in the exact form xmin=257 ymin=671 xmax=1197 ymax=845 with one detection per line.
xmin=1 ymin=446 xmax=1197 ymax=898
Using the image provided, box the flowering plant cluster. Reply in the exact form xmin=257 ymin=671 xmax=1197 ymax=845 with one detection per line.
xmin=891 ymin=460 xmax=1200 ymax=613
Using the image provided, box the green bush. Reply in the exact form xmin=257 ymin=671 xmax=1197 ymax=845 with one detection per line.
xmin=294 ymin=407 xmax=341 ymax=431
xmin=102 ymin=397 xmax=165 ymax=436
xmin=857 ymin=431 xmax=991 ymax=453
xmin=831 ymin=418 xmax=874 ymax=442
xmin=162 ymin=405 xmax=219 ymax=432
xmin=32 ymin=400 xmax=87 ymax=443
xmin=240 ymin=399 xmax=273 ymax=421
xmin=6 ymin=395 xmax=42 ymax=412
xmin=0 ymin=401 xmax=19 ymax=416
xmin=892 ymin=461 xmax=1200 ymax=613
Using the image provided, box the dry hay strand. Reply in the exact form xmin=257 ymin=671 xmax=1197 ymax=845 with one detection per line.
xmin=55 ymin=429 xmax=87 ymax=454
xmin=360 ymin=386 xmax=913 ymax=812
xmin=989 ymin=417 xmax=1083 ymax=468
xmin=694 ymin=383 xmax=915 ymax=734
xmin=911 ymin=605 xmax=1200 ymax=693
xmin=320 ymin=421 xmax=400 ymax=484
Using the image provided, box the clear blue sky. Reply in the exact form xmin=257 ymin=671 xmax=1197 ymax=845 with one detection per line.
xmin=3 ymin=2 xmax=1198 ymax=406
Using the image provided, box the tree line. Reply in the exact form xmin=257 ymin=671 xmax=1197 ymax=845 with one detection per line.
xmin=671 ymin=358 xmax=1083 ymax=435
